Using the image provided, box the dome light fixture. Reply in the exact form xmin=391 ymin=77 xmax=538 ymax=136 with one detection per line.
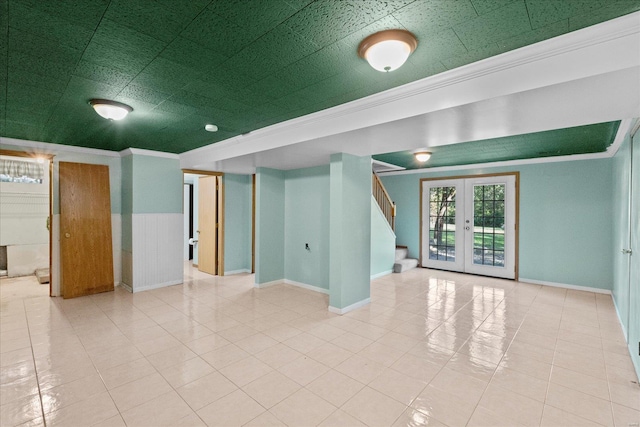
xmin=358 ymin=29 xmax=418 ymax=72
xmin=414 ymin=151 xmax=432 ymax=162
xmin=204 ymin=124 xmax=218 ymax=132
xmin=89 ymin=99 xmax=133 ymax=121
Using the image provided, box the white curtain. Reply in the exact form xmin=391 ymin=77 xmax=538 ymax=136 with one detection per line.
xmin=0 ymin=159 xmax=44 ymax=182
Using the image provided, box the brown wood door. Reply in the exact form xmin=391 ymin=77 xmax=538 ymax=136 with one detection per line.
xmin=198 ymin=175 xmax=217 ymax=275
xmin=59 ymin=162 xmax=114 ymax=298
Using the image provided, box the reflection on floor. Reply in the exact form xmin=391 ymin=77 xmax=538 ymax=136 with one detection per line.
xmin=183 ymin=260 xmax=217 ymax=282
xmin=0 ymin=269 xmax=639 ymax=426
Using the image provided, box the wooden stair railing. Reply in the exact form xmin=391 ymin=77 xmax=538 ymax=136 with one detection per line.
xmin=372 ymin=173 xmax=396 ymax=231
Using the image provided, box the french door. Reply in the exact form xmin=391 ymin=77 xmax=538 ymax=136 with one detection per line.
xmin=421 ymin=174 xmax=518 ymax=279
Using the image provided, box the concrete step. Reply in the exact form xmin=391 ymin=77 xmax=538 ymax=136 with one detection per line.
xmin=395 ymin=247 xmax=408 ymax=262
xmin=393 ymin=258 xmax=418 ymax=273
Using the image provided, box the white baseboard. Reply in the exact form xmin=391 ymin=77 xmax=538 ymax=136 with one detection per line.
xmin=254 ymin=279 xmax=284 ymax=288
xmin=284 ymin=279 xmax=329 ymax=295
xmin=370 ymin=270 xmax=393 ymax=280
xmin=119 ymin=282 xmax=133 ymax=293
xmin=129 ymin=279 xmax=183 ymax=293
xmin=612 ymin=295 xmax=629 ymax=340
xmin=518 ymin=278 xmax=612 ymax=294
xmin=225 ymin=269 xmax=251 ymax=275
xmin=329 ymin=297 xmax=371 ymax=315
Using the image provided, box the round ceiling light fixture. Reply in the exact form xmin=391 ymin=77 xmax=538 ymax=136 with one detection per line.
xmin=358 ymin=29 xmax=418 ymax=72
xmin=414 ymin=151 xmax=432 ymax=162
xmin=90 ymin=99 xmax=132 ymax=121
xmin=204 ymin=124 xmax=218 ymax=132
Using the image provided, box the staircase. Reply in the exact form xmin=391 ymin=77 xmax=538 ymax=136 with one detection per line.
xmin=393 ymin=246 xmax=418 ymax=273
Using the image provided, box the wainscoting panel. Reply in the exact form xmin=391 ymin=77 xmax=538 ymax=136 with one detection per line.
xmin=131 ymin=213 xmax=183 ymax=292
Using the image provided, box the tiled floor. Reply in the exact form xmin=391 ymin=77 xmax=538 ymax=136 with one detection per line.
xmin=1 ymin=268 xmax=639 ymax=427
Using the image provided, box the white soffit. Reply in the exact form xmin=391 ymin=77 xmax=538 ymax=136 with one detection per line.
xmin=181 ymin=12 xmax=640 ymax=173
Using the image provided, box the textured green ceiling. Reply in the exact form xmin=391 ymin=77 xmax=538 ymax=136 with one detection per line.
xmin=1 ymin=1 xmax=638 ymax=154
xmin=373 ymin=121 xmax=621 ymax=170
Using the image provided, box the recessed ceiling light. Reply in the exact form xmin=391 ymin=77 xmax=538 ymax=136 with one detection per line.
xmin=89 ymin=99 xmax=132 ymax=121
xmin=205 ymin=124 xmax=218 ymax=132
xmin=414 ymin=151 xmax=432 ymax=162
xmin=358 ymin=29 xmax=418 ymax=72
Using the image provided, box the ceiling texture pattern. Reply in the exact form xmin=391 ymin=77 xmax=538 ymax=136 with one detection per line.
xmin=1 ymin=0 xmax=639 ymax=155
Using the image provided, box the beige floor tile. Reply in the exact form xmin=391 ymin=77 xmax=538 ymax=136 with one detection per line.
xmin=335 ymin=354 xmax=386 ymax=384
xmin=92 ymin=414 xmax=127 ymax=427
xmin=412 ymin=384 xmax=476 ymax=427
xmin=197 ymin=389 xmax=265 ymax=426
xmin=369 ymin=367 xmax=427 ymax=405
xmin=218 ymin=356 xmax=273 ymax=387
xmin=98 ymin=357 xmax=156 ymax=390
xmin=490 ymin=365 xmax=549 ymax=402
xmin=244 ymin=411 xmax=286 ymax=427
xmin=40 ymin=373 xmax=106 ymax=413
xmin=235 ymin=333 xmax=279 ymax=354
xmin=254 ymin=343 xmax=303 ymax=369
xmin=306 ymin=369 xmax=365 ymax=407
xmin=200 ymin=344 xmax=249 ymax=369
xmin=609 ymin=380 xmax=640 ymax=411
xmin=358 ymin=341 xmax=406 ymax=367
xmin=157 ymin=357 xmax=215 ymax=388
xmin=121 ymin=390 xmax=195 ymax=427
xmin=282 ymin=332 xmax=326 ymax=353
xmin=172 ymin=412 xmax=207 ymax=426
xmin=391 ymin=407 xmax=447 ymax=427
xmin=331 ymin=332 xmax=373 ymax=353
xmin=307 ymin=342 xmax=354 ymax=368
xmin=499 ymin=351 xmax=552 ymax=381
xmin=318 ymin=409 xmax=367 ymax=427
xmin=545 ymin=382 xmax=614 ymax=426
xmin=540 ymin=405 xmax=602 ymax=426
xmin=444 ymin=352 xmax=497 ymax=382
xmin=44 ymin=391 xmax=118 ymax=427
xmin=612 ymin=402 xmax=640 ymax=427
xmin=177 ymin=371 xmax=237 ymax=411
xmin=216 ymin=324 xmax=259 ymax=342
xmin=242 ymin=370 xmax=301 ymax=408
xmin=277 ymin=355 xmax=329 ymax=385
xmin=430 ymin=367 xmax=489 ymax=405
xmin=184 ymin=333 xmax=230 ymax=355
xmin=406 ymin=341 xmax=454 ymax=366
xmin=0 ymin=375 xmax=39 ymax=405
xmin=468 ymin=405 xmax=527 ymax=427
xmin=109 ymin=372 xmax=172 ymax=413
xmin=0 ymin=347 xmax=33 ymax=368
xmin=270 ymin=388 xmax=336 ymax=426
xmin=342 ymin=386 xmax=407 ymax=426
xmin=146 ymin=345 xmax=198 ymax=370
xmin=478 ymin=383 xmax=544 ymax=427
xmin=0 ymin=393 xmax=42 ymax=427
xmin=550 ymin=364 xmax=610 ymax=400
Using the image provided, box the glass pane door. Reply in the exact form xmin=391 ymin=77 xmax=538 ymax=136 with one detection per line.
xmin=421 ymin=180 xmax=464 ymax=272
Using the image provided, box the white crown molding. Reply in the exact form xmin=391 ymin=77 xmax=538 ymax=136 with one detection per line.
xmin=1 ymin=136 xmax=121 ymax=157
xmin=120 ymin=148 xmax=180 ymax=159
xmin=180 ymin=12 xmax=640 ymax=169
xmin=378 ymin=117 xmax=637 ymax=176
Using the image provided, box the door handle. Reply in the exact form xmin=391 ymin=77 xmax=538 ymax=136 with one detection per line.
xmin=465 ymin=226 xmax=470 ymax=230
xmin=622 ymin=248 xmax=632 ymax=254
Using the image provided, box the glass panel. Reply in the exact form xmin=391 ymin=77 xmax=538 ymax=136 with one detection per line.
xmin=472 ymin=183 xmax=506 ymax=267
xmin=428 ymin=186 xmax=456 ymax=262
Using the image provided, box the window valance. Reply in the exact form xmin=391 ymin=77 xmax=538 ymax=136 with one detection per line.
xmin=0 ymin=159 xmax=44 ymax=183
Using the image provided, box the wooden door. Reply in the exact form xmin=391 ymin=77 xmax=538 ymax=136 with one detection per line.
xmin=59 ymin=162 xmax=113 ymax=298
xmin=198 ymin=176 xmax=217 ymax=275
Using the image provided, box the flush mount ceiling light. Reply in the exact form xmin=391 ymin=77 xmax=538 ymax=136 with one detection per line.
xmin=358 ymin=29 xmax=418 ymax=72
xmin=204 ymin=124 xmax=218 ymax=132
xmin=89 ymin=99 xmax=132 ymax=121
xmin=414 ymin=151 xmax=432 ymax=162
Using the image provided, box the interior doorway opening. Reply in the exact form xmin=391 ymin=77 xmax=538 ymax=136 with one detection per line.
xmin=183 ymin=170 xmax=224 ymax=279
xmin=0 ymin=150 xmax=54 ymax=295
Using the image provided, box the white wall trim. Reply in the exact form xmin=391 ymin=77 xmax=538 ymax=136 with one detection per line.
xmin=283 ymin=279 xmax=329 ymax=295
xmin=120 ymin=148 xmax=180 ymax=159
xmin=1 ymin=136 xmax=121 ymax=157
xmin=130 ymin=279 xmax=182 ymax=293
xmin=254 ymin=279 xmax=284 ymax=288
xmin=612 ymin=295 xmax=629 ymax=341
xmin=519 ymin=277 xmax=611 ymax=294
xmin=225 ymin=269 xmax=252 ymax=275
xmin=329 ymin=297 xmax=371 ymax=315
xmin=119 ymin=282 xmax=133 ymax=293
xmin=371 ymin=270 xmax=393 ymax=280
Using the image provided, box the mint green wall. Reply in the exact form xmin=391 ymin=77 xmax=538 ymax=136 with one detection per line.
xmin=224 ymin=174 xmax=253 ymax=273
xmin=371 ymin=198 xmax=396 ymax=277
xmin=612 ymin=134 xmax=631 ymax=333
xmin=329 ymin=154 xmax=371 ymax=309
xmin=285 ymin=165 xmax=330 ymax=290
xmin=131 ymin=155 xmax=182 ymax=214
xmin=121 ymin=155 xmax=133 ymax=252
xmin=255 ymin=167 xmax=285 ymax=284
xmin=381 ymin=158 xmax=613 ymax=290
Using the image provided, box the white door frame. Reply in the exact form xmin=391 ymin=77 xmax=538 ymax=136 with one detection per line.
xmin=420 ymin=172 xmax=519 ymax=280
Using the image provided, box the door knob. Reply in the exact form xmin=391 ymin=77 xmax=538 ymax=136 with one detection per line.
xmin=622 ymin=248 xmax=632 ymax=254
xmin=465 ymin=226 xmax=470 ymax=230
xmin=65 ymin=233 xmax=71 ymax=238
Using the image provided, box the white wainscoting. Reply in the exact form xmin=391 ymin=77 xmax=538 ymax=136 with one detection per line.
xmin=131 ymin=213 xmax=183 ymax=292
